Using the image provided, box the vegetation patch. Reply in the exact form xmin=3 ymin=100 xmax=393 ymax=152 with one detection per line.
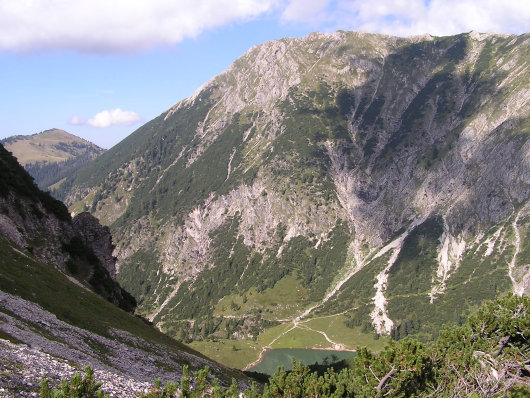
xmin=43 ymin=295 xmax=530 ymax=397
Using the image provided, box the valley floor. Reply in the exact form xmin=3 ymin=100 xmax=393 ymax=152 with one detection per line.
xmin=189 ymin=311 xmax=386 ymax=370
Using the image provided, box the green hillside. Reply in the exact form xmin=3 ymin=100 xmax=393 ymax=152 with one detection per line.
xmin=0 ymin=142 xmax=250 ymax=395
xmin=1 ymin=128 xmax=104 ymax=190
xmin=58 ymin=31 xmax=530 ymax=368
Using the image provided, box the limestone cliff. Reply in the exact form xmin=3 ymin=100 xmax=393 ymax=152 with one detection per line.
xmin=60 ymin=31 xmax=529 ymax=348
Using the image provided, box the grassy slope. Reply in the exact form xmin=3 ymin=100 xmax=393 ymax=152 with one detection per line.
xmin=0 ymin=238 xmax=255 ymax=387
xmin=0 ymin=235 xmax=248 ymax=384
xmin=189 ymin=316 xmax=387 ymax=369
xmin=0 ymin=235 xmax=201 ymax=355
xmin=190 ymin=272 xmax=387 ymax=368
xmin=2 ymin=129 xmax=103 ymax=166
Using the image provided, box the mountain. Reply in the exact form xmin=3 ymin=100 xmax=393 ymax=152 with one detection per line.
xmin=1 ymin=128 xmax=105 ymax=191
xmin=0 ymin=143 xmax=250 ymax=396
xmin=59 ymin=31 xmax=530 ymax=367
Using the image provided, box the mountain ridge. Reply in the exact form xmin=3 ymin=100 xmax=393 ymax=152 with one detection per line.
xmin=1 ymin=128 xmax=105 ymax=191
xmin=58 ymin=30 xmax=529 ymax=366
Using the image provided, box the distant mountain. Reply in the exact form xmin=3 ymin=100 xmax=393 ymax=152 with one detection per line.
xmin=1 ymin=128 xmax=104 ymax=191
xmin=59 ymin=31 xmax=530 ymax=367
xmin=0 ymin=143 xmax=249 ymax=396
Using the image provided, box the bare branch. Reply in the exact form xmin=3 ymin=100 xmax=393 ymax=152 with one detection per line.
xmin=368 ymin=365 xmax=380 ymax=382
xmin=495 ymin=336 xmax=510 ymax=356
xmin=376 ymin=367 xmax=396 ymax=392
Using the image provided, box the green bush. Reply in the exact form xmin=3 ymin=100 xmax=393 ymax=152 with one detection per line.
xmin=40 ymin=366 xmax=109 ymax=398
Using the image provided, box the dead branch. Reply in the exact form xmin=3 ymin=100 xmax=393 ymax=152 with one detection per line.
xmin=495 ymin=336 xmax=510 ymax=356
xmin=376 ymin=367 xmax=396 ymax=392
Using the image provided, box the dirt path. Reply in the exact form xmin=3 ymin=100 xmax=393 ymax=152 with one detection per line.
xmin=242 ymin=323 xmax=298 ymax=370
xmin=297 ymin=323 xmax=350 ymax=351
xmin=245 ymin=218 xmax=428 ymax=370
xmin=242 ymin=313 xmax=356 ymax=371
xmin=242 ymin=248 xmax=367 ymax=368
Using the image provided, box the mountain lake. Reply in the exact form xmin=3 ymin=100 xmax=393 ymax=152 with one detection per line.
xmin=248 ymin=348 xmax=356 ymax=375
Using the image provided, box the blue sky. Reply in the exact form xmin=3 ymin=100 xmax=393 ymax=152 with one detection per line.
xmin=1 ymin=0 xmax=528 ymax=148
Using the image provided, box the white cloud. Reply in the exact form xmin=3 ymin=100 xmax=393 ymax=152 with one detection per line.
xmin=337 ymin=0 xmax=530 ymax=36
xmin=69 ymin=115 xmax=84 ymax=126
xmin=70 ymin=109 xmax=141 ymax=128
xmin=0 ymin=0 xmax=279 ymax=53
xmin=281 ymin=0 xmax=331 ymax=23
xmin=282 ymin=0 xmax=530 ymax=36
xmin=1 ymin=1 xmax=527 ymax=54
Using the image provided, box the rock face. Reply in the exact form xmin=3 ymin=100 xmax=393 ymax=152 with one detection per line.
xmin=0 ymin=143 xmax=132 ymax=312
xmin=60 ymin=31 xmax=530 ymax=345
xmin=73 ymin=212 xmax=118 ymax=279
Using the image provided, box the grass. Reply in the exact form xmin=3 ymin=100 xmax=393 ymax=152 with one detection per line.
xmin=214 ymin=275 xmax=309 ymax=320
xmin=257 ymin=323 xmax=296 ymax=347
xmin=0 ymin=236 xmax=203 ymax=358
xmin=203 ymin=268 xmax=390 ymax=368
xmin=268 ymin=327 xmax=332 ymax=349
xmin=301 ymin=315 xmax=388 ymax=351
xmin=70 ymin=189 xmax=96 ymax=215
xmin=91 ymin=181 xmax=133 ymax=225
xmin=1 ymin=129 xmax=101 ymax=166
xmin=187 ymin=323 xmax=299 ymax=368
xmin=186 ymin=311 xmax=387 ymax=369
xmin=189 ymin=339 xmax=262 ymax=370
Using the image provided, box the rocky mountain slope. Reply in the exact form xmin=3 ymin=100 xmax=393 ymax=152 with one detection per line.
xmin=0 ymin=237 xmax=249 ymax=397
xmin=1 ymin=128 xmax=104 ymax=191
xmin=60 ymin=31 xmax=530 ymax=366
xmin=0 ymin=143 xmax=249 ymax=396
xmin=0 ymin=143 xmax=133 ymax=311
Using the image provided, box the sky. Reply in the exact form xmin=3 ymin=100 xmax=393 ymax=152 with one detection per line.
xmin=0 ymin=0 xmax=528 ymax=149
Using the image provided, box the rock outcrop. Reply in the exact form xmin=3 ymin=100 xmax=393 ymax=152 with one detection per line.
xmin=0 ymin=143 xmax=134 ymax=312
xmin=73 ymin=212 xmax=118 ymax=279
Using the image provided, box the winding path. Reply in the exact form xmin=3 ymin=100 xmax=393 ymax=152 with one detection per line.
xmin=242 ymin=255 xmax=367 ymax=370
xmin=243 ymin=218 xmax=428 ymax=370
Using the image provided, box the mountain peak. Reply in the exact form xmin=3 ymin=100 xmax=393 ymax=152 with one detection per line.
xmin=58 ymin=30 xmax=529 ymax=367
xmin=1 ymin=129 xmax=105 ymax=191
xmin=1 ymin=128 xmax=104 ymax=166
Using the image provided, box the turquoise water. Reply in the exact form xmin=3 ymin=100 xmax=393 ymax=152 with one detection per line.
xmin=248 ymin=348 xmax=355 ymax=375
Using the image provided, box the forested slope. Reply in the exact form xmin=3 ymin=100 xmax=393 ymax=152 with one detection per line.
xmin=59 ymin=31 xmax=530 ymax=366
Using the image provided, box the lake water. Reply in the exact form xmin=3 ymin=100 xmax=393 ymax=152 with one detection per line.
xmin=248 ymin=348 xmax=355 ymax=375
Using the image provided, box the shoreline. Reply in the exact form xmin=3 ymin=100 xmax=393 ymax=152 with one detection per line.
xmin=244 ymin=346 xmax=357 ymax=371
